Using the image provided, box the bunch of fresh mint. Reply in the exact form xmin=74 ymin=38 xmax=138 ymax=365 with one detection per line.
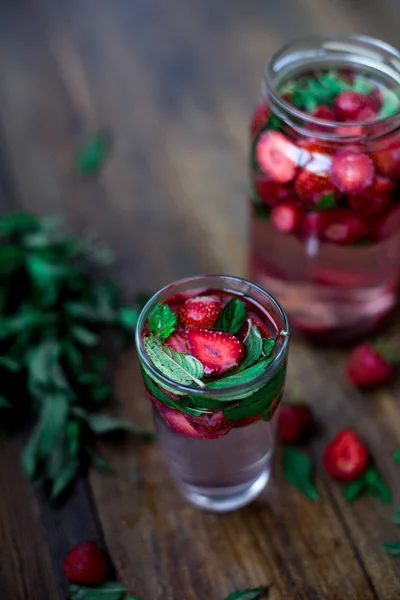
xmin=0 ymin=212 xmax=154 ymax=500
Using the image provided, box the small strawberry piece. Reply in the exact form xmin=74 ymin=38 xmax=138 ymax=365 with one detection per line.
xmin=233 ymin=414 xmax=263 ymax=428
xmin=166 ymin=328 xmax=188 ymax=353
xmin=255 ymin=131 xmax=298 ymax=183
xmin=298 ymin=139 xmax=333 ymax=155
xmin=278 ymin=403 xmax=313 ymax=443
xmin=159 ymin=406 xmax=203 ymax=439
xmin=346 ymin=341 xmax=396 ymax=388
xmin=294 ymin=170 xmax=336 ymax=207
xmin=178 ymin=295 xmax=222 ymax=329
xmin=304 ymin=210 xmax=370 ymax=245
xmin=271 ymin=199 xmax=303 ymax=233
xmin=336 ymin=125 xmax=365 ymax=138
xmin=377 ymin=204 xmax=400 ymax=240
xmin=331 ymin=151 xmax=374 ymax=194
xmin=186 ymin=327 xmax=245 ymax=376
xmin=312 ymin=105 xmax=335 ymax=121
xmin=373 ymin=140 xmax=400 ymax=179
xmin=238 ymin=314 xmax=270 ymax=340
xmin=355 ymin=106 xmax=377 ymax=122
xmin=64 ymin=542 xmax=108 ymax=586
xmin=254 ymin=176 xmax=292 ymax=206
xmin=250 ymin=101 xmax=271 ymax=136
xmin=348 ymin=193 xmax=392 ymax=217
xmin=187 ymin=410 xmax=233 ymax=439
xmin=333 ymin=91 xmax=371 ymax=122
xmin=323 ymin=429 xmax=369 ymax=481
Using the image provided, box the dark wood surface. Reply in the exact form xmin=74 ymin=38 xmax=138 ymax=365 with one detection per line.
xmin=1 ymin=0 xmax=400 ymax=598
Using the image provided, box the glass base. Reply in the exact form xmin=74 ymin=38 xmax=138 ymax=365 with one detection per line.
xmin=177 ymin=468 xmax=270 ymax=512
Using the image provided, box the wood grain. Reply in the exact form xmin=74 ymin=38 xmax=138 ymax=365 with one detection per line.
xmin=1 ymin=0 xmax=400 ymax=598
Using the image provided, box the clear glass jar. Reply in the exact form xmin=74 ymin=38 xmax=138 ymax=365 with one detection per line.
xmin=135 ymin=275 xmax=289 ymax=512
xmin=249 ymin=35 xmax=400 ymax=342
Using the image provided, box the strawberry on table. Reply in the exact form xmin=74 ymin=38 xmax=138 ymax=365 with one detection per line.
xmin=64 ymin=541 xmax=108 ymax=586
xmin=255 ymin=131 xmax=298 ymax=183
xmin=330 ymin=150 xmax=374 ymax=194
xmin=323 ymin=429 xmax=369 ymax=481
xmin=178 ymin=295 xmax=222 ymax=329
xmin=186 ymin=327 xmax=245 ymax=377
xmin=346 ymin=340 xmax=397 ymax=388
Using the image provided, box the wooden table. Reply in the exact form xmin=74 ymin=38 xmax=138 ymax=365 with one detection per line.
xmin=1 ymin=0 xmax=400 ymax=598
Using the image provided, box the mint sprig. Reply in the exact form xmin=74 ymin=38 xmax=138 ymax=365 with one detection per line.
xmin=74 ymin=132 xmax=111 ymax=176
xmin=0 ymin=212 xmax=154 ymax=500
xmin=69 ymin=582 xmax=130 ymax=600
xmin=215 ymin=297 xmax=247 ymax=335
xmin=238 ymin=325 xmax=263 ymax=371
xmin=148 ymin=304 xmax=177 ymax=340
xmin=282 ymin=446 xmax=319 ymax=500
xmin=314 ymin=192 xmax=337 ymax=211
xmin=224 ymin=586 xmax=271 ymax=600
xmin=144 ymin=334 xmax=205 ymax=387
xmin=343 ymin=467 xmax=391 ymax=504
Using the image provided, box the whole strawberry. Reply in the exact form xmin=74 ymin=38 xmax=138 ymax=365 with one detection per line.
xmin=347 ymin=340 xmax=397 ymax=388
xmin=178 ymin=295 xmax=222 ymax=329
xmin=278 ymin=401 xmax=313 ymax=443
xmin=64 ymin=541 xmax=108 ymax=586
xmin=323 ymin=429 xmax=369 ymax=481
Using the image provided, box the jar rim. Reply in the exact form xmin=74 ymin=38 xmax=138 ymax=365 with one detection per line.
xmin=263 ymin=33 xmax=400 ymax=139
xmin=135 ymin=274 xmax=290 ymax=397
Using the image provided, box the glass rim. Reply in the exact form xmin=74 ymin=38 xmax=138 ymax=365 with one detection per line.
xmin=135 ymin=274 xmax=290 ymax=397
xmin=263 ymin=33 xmax=400 ymax=137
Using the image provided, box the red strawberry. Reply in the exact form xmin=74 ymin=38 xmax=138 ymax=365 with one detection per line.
xmin=250 ymin=101 xmax=271 ymax=136
xmin=238 ymin=314 xmax=270 ymax=340
xmin=348 ymin=173 xmax=396 ymax=216
xmin=166 ymin=328 xmax=188 ymax=353
xmin=335 ymin=125 xmax=365 ymax=138
xmin=64 ymin=542 xmax=108 ymax=586
xmin=271 ymin=199 xmax=303 ymax=233
xmin=303 ymin=210 xmax=370 ymax=245
xmin=186 ymin=327 xmax=245 ymax=376
xmin=278 ymin=403 xmax=313 ymax=443
xmin=178 ymin=295 xmax=222 ymax=329
xmin=312 ymin=105 xmax=335 ymax=121
xmin=294 ymin=170 xmax=335 ymax=207
xmin=346 ymin=340 xmax=397 ymax=388
xmin=298 ymin=139 xmax=333 ymax=155
xmin=373 ymin=139 xmax=400 ymax=178
xmin=254 ymin=176 xmax=292 ymax=206
xmin=233 ymin=414 xmax=263 ymax=428
xmin=187 ymin=410 xmax=233 ymax=439
xmin=255 ymin=131 xmax=298 ymax=183
xmin=331 ymin=151 xmax=374 ymax=194
xmin=355 ymin=106 xmax=377 ymax=122
xmin=159 ymin=406 xmax=203 ymax=438
xmin=377 ymin=204 xmax=400 ymax=240
xmin=323 ymin=429 xmax=369 ymax=481
xmin=333 ymin=91 xmax=371 ymax=121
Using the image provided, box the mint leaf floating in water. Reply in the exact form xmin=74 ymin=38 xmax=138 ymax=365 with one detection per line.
xmin=69 ymin=581 xmax=127 ymax=600
xmin=262 ymin=338 xmax=276 ymax=357
xmin=315 ymin=192 xmax=337 ymax=211
xmin=238 ymin=325 xmax=263 ymax=371
xmin=215 ymin=297 xmax=247 ymax=335
xmin=148 ymin=304 xmax=177 ymax=340
xmin=144 ymin=334 xmax=205 ymax=387
xmin=224 ymin=585 xmax=271 ymax=600
xmin=282 ymin=446 xmax=319 ymax=500
xmin=74 ymin=132 xmax=111 ymax=176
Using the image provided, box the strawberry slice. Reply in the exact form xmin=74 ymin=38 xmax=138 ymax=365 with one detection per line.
xmin=159 ymin=405 xmax=203 ymax=439
xmin=348 ymin=193 xmax=393 ymax=217
xmin=238 ymin=313 xmax=271 ymax=340
xmin=377 ymin=204 xmax=400 ymax=241
xmin=294 ymin=170 xmax=336 ymax=207
xmin=178 ymin=295 xmax=222 ymax=329
xmin=271 ymin=200 xmax=303 ymax=233
xmin=303 ymin=210 xmax=370 ymax=245
xmin=298 ymin=139 xmax=333 ymax=155
xmin=330 ymin=150 xmax=374 ymax=194
xmin=186 ymin=327 xmax=245 ymax=376
xmin=165 ymin=328 xmax=188 ymax=353
xmin=333 ymin=91 xmax=372 ymax=121
xmin=187 ymin=410 xmax=233 ymax=439
xmin=373 ymin=139 xmax=400 ymax=179
xmin=311 ymin=105 xmax=335 ymax=121
xmin=250 ymin=101 xmax=271 ymax=136
xmin=255 ymin=131 xmax=298 ymax=183
xmin=254 ymin=176 xmax=292 ymax=206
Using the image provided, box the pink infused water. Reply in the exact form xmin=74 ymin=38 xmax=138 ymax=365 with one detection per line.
xmin=249 ymin=36 xmax=400 ymax=342
xmin=136 ymin=276 xmax=289 ymax=511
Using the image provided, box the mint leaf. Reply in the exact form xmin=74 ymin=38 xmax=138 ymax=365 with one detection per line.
xmin=86 ymin=446 xmax=115 ymax=474
xmin=225 ymin=586 xmax=271 ymax=599
xmin=238 ymin=325 xmax=263 ymax=371
xmin=69 ymin=581 xmax=127 ymax=600
xmin=0 ymin=357 xmax=20 ymax=371
xmin=71 ymin=325 xmax=99 ymax=347
xmin=148 ymin=304 xmax=177 ymax=340
xmin=118 ymin=307 xmax=139 ymax=332
xmin=51 ymin=458 xmax=80 ymax=499
xmin=282 ymin=446 xmax=318 ymax=500
xmin=381 ymin=541 xmax=400 ymax=556
xmin=252 ymin=202 xmax=271 ymax=220
xmin=207 ymin=358 xmax=272 ymax=390
xmin=393 ymin=449 xmax=400 ymax=463
xmin=144 ymin=335 xmax=204 ymax=387
xmin=76 ymin=410 xmax=155 ymax=440
xmin=215 ymin=297 xmax=247 ymax=335
xmin=352 ymin=76 xmax=374 ymax=94
xmin=364 ymin=467 xmax=392 ymax=504
xmin=0 ymin=212 xmax=40 ymax=236
xmin=74 ymin=133 xmax=111 ymax=176
xmin=262 ymin=338 xmax=276 ymax=357
xmin=344 ymin=478 xmax=365 ymax=503
xmin=315 ymin=192 xmax=337 ymax=211
xmin=392 ymin=505 xmax=400 ymax=525
xmin=378 ymin=87 xmax=399 ymax=119
xmin=0 ymin=396 xmax=11 ymax=408
xmin=0 ymin=244 xmax=24 ymax=276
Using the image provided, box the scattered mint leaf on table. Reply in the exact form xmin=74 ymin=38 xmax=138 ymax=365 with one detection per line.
xmin=344 ymin=478 xmax=365 ymax=503
xmin=282 ymin=446 xmax=319 ymax=500
xmin=252 ymin=201 xmax=271 ymax=220
xmin=392 ymin=449 xmax=400 ymax=463
xmin=148 ymin=304 xmax=177 ymax=339
xmin=69 ymin=581 xmax=127 ymax=600
xmin=215 ymin=297 xmax=247 ymax=335
xmin=224 ymin=585 xmax=271 ymax=599
xmin=74 ymin=133 xmax=111 ymax=176
xmin=364 ymin=467 xmax=392 ymax=504
xmin=392 ymin=506 xmax=400 ymax=525
xmin=381 ymin=541 xmax=400 ymax=557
